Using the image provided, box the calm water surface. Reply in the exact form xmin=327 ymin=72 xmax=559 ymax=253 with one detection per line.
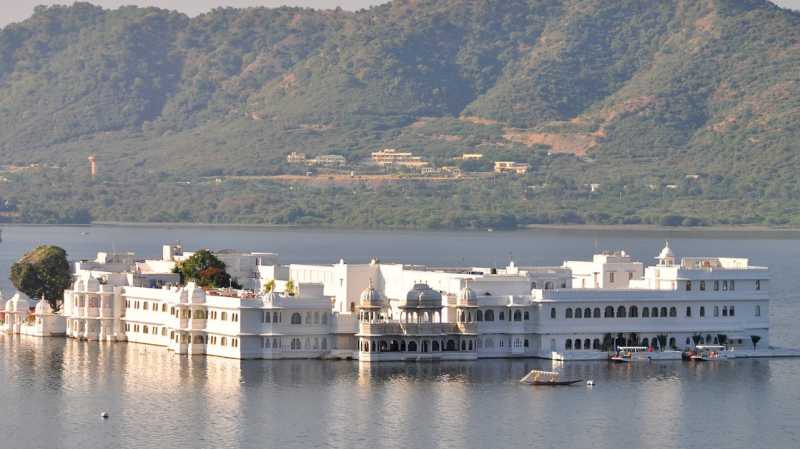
xmin=1 ymin=225 xmax=799 ymax=449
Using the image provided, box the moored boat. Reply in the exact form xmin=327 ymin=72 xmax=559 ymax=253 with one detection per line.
xmin=689 ymin=345 xmax=732 ymax=361
xmin=520 ymin=369 xmax=582 ymax=386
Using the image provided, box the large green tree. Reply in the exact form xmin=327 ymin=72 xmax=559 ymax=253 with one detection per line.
xmin=9 ymin=245 xmax=71 ymax=310
xmin=175 ymin=249 xmax=240 ymax=289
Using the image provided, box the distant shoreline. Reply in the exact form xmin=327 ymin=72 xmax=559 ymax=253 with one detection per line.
xmin=2 ymin=221 xmax=800 ymax=236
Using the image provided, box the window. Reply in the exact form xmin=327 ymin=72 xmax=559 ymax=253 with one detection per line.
xmin=668 ymin=307 xmax=676 ymax=317
xmin=513 ymin=310 xmax=522 ymax=321
xmin=486 ymin=310 xmax=495 ymax=321
xmin=524 ymin=311 xmax=530 ymax=320
xmin=730 ymin=305 xmax=735 ymax=316
xmin=550 ymin=308 xmax=556 ymax=319
xmin=575 ymin=339 xmax=582 ymax=350
xmin=700 ymin=306 xmax=705 ymax=317
xmin=755 ymin=305 xmax=761 ymax=317
xmin=629 ymin=306 xmax=638 ymax=318
xmin=593 ymin=308 xmax=601 ymax=318
xmin=143 ymin=302 xmax=149 ymax=311
xmin=722 ymin=306 xmax=728 ymax=317
xmin=609 ymin=272 xmax=615 ymax=283
xmin=584 ymin=308 xmax=592 ymax=319
xmin=730 ymin=280 xmax=735 ymax=291
xmin=565 ymin=308 xmax=573 ymax=319
xmin=661 ymin=307 xmax=669 ymax=317
xmin=651 ymin=307 xmax=658 ymax=318
xmin=642 ymin=307 xmax=650 ymax=318
xmin=291 ymin=313 xmax=302 ymax=325
xmin=263 ymin=311 xmax=271 ymax=323
xmin=686 ymin=281 xmax=692 ymax=291
xmin=221 ymin=312 xmax=227 ymax=321
xmin=723 ymin=280 xmax=728 ymax=291
xmin=714 ymin=306 xmax=719 ymax=317
xmin=714 ymin=280 xmax=720 ymax=291
xmin=565 ymin=339 xmax=572 ymax=350
xmin=617 ymin=306 xmax=626 ymax=318
xmin=756 ymin=280 xmax=761 ymax=291
xmin=604 ymin=306 xmax=614 ymax=318
xmin=221 ymin=337 xmax=227 ymax=346
xmin=584 ymin=339 xmax=590 ymax=350
xmin=575 ymin=308 xmax=582 ymax=319
xmin=686 ymin=306 xmax=692 ymax=317
xmin=524 ymin=339 xmax=529 ymax=348
xmin=700 ymin=281 xmax=706 ymax=291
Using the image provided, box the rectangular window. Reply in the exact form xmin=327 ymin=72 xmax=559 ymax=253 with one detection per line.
xmin=609 ymin=272 xmax=615 ymax=283
xmin=686 ymin=281 xmax=692 ymax=291
xmin=221 ymin=312 xmax=227 ymax=321
xmin=755 ymin=280 xmax=761 ymax=291
xmin=723 ymin=280 xmax=728 ymax=291
xmin=700 ymin=281 xmax=706 ymax=291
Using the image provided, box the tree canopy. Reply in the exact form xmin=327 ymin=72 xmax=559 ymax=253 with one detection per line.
xmin=175 ymin=249 xmax=240 ymax=289
xmin=9 ymin=245 xmax=71 ymax=310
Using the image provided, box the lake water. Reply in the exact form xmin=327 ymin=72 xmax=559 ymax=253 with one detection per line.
xmin=1 ymin=225 xmax=799 ymax=449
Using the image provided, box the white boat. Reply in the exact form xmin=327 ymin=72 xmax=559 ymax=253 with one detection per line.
xmin=609 ymin=346 xmax=649 ymax=362
xmin=520 ymin=369 xmax=582 ymax=386
xmin=690 ymin=345 xmax=733 ymax=361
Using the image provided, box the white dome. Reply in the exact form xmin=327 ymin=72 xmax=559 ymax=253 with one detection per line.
xmin=657 ymin=242 xmax=675 ymax=263
xmin=35 ymin=298 xmax=53 ymax=315
xmin=457 ymin=286 xmax=478 ymax=306
xmin=359 ymin=280 xmax=383 ymax=308
xmin=6 ymin=291 xmax=32 ymax=313
xmin=402 ymin=283 xmax=442 ymax=308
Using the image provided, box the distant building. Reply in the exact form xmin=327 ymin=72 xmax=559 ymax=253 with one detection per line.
xmin=310 ymin=155 xmax=346 ymax=167
xmin=371 ymin=149 xmax=428 ymax=169
xmin=287 ymin=152 xmax=307 ymax=164
xmin=494 ymin=161 xmax=529 ymax=175
xmin=461 ymin=153 xmax=484 ymax=160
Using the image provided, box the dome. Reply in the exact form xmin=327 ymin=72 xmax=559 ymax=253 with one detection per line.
xmin=457 ymin=286 xmax=478 ymax=306
xmin=359 ymin=280 xmax=383 ymax=308
xmin=657 ymin=241 xmax=675 ymax=265
xmin=6 ymin=291 xmax=32 ymax=313
xmin=402 ymin=282 xmax=442 ymax=308
xmin=35 ymin=298 xmax=53 ymax=315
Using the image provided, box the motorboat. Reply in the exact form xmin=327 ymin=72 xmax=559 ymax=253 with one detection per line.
xmin=520 ymin=369 xmax=582 ymax=386
xmin=609 ymin=346 xmax=649 ymax=362
xmin=689 ymin=345 xmax=732 ymax=361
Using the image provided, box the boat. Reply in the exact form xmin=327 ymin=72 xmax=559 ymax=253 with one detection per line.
xmin=609 ymin=346 xmax=650 ymax=362
xmin=689 ymin=345 xmax=732 ymax=361
xmin=520 ymin=369 xmax=582 ymax=386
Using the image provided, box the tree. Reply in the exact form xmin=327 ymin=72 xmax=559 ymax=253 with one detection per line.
xmin=750 ymin=335 xmax=761 ymax=351
xmin=10 ymin=245 xmax=71 ymax=311
xmin=285 ymin=279 xmax=296 ymax=296
xmin=263 ymin=279 xmax=276 ymax=293
xmin=657 ymin=335 xmax=668 ymax=352
xmin=692 ymin=334 xmax=701 ymax=347
xmin=175 ymin=249 xmax=240 ymax=289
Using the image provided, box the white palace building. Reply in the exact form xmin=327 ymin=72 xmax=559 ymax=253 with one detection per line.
xmin=0 ymin=243 xmax=773 ymax=361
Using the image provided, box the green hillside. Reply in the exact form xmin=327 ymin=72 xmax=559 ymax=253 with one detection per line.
xmin=0 ymin=0 xmax=799 ymax=229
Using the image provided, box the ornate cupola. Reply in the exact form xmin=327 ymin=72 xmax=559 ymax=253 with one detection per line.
xmin=656 ymin=241 xmax=675 ymax=266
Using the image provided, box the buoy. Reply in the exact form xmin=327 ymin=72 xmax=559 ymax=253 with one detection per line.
xmin=100 ymin=412 xmax=109 ymax=419
xmin=586 ymin=380 xmax=595 ymax=386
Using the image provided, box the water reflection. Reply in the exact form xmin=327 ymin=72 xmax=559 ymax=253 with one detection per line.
xmin=2 ymin=336 xmax=800 ymax=449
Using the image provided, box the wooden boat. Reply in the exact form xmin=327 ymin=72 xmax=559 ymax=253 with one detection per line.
xmin=520 ymin=369 xmax=582 ymax=386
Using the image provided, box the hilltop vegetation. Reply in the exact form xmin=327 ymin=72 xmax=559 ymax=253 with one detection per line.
xmin=0 ymin=0 xmax=799 ymax=229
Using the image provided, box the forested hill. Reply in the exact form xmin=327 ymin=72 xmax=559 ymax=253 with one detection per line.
xmin=0 ymin=0 xmax=799 ymax=229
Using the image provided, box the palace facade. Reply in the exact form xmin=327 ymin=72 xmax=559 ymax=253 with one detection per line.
xmin=1 ymin=243 xmax=772 ymax=361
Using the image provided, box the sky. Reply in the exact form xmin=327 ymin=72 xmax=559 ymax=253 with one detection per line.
xmin=1 ymin=0 xmax=799 ymax=27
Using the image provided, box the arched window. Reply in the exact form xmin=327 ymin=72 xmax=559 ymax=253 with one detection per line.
xmin=499 ymin=311 xmax=505 ymax=321
xmin=651 ymin=307 xmax=659 ymax=317
xmin=446 ymin=340 xmax=456 ymax=351
xmin=485 ymin=310 xmax=495 ymax=321
xmin=629 ymin=306 xmax=638 ymax=318
xmin=617 ymin=306 xmax=626 ymax=318
xmin=461 ymin=341 xmax=467 ymax=351
xmin=661 ymin=307 xmax=668 ymax=317
xmin=604 ymin=306 xmax=615 ymax=318
xmin=524 ymin=311 xmax=530 ymax=320
xmin=291 ymin=313 xmax=302 ymax=325
xmin=584 ymin=338 xmax=591 ymax=350
xmin=685 ymin=337 xmax=691 ymax=345
xmin=700 ymin=306 xmax=705 ymax=317
xmin=669 ymin=337 xmax=676 ymax=349
xmin=575 ymin=339 xmax=582 ymax=350
xmin=686 ymin=306 xmax=692 ymax=317
xmin=476 ymin=310 xmax=483 ymax=321
xmin=565 ymin=308 xmax=573 ymax=319
xmin=550 ymin=308 xmax=556 ymax=319
xmin=432 ymin=341 xmax=440 ymax=351
xmin=565 ymin=339 xmax=573 ymax=350
xmin=584 ymin=308 xmax=592 ymax=319
xmin=643 ymin=307 xmax=650 ymax=318
xmin=593 ymin=339 xmax=600 ymax=350
xmin=513 ymin=310 xmax=522 ymax=321
xmin=669 ymin=307 xmax=677 ymax=317
xmin=722 ymin=306 xmax=728 ymax=317
xmin=593 ymin=308 xmax=601 ymax=318
xmin=575 ymin=308 xmax=583 ymax=319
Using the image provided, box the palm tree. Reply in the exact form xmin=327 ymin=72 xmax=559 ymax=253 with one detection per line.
xmin=692 ymin=334 xmax=701 ymax=347
xmin=657 ymin=334 xmax=668 ymax=352
xmin=750 ymin=335 xmax=761 ymax=351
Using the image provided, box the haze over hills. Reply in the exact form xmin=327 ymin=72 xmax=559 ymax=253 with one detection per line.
xmin=0 ymin=0 xmax=798 ymax=229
